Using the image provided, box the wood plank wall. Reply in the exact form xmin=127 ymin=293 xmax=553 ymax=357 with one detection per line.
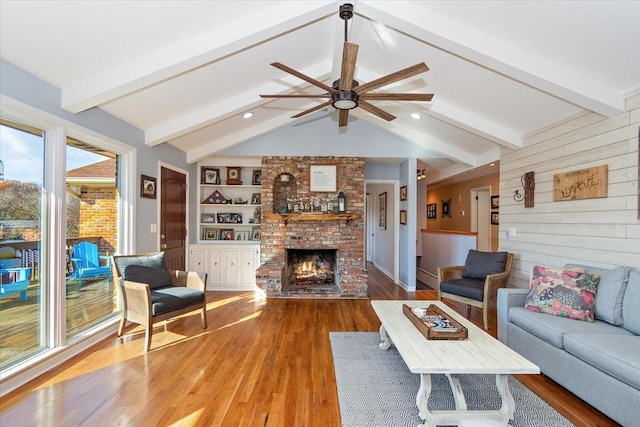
xmin=500 ymin=93 xmax=640 ymax=288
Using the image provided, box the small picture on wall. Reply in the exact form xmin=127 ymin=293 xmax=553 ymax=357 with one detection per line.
xmin=141 ymin=175 xmax=156 ymax=199
xmin=400 ymin=185 xmax=407 ymax=201
xmin=426 ymin=203 xmax=437 ymax=219
xmin=491 ymin=211 xmax=499 ymax=225
xmin=491 ymin=195 xmax=500 ymax=209
xmin=379 ymin=192 xmax=387 ymax=230
xmin=400 ymin=209 xmax=407 ymax=225
xmin=442 ymin=198 xmax=451 ymax=218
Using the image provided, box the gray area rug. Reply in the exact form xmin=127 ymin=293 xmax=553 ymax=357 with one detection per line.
xmin=330 ymin=332 xmax=574 ymax=427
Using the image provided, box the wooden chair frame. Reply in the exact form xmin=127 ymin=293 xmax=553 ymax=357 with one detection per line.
xmin=111 ymin=255 xmax=208 ymax=351
xmin=437 ymin=253 xmax=514 ymax=330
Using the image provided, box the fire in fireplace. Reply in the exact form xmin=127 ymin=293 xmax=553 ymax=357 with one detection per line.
xmin=283 ymin=249 xmax=339 ymax=290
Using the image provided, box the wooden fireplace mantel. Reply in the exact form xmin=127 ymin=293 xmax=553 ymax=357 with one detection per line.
xmin=266 ymin=212 xmax=357 ymax=224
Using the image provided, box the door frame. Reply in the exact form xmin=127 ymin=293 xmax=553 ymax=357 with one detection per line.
xmin=470 ymin=186 xmax=492 ymax=251
xmin=157 ymin=162 xmax=190 ymax=266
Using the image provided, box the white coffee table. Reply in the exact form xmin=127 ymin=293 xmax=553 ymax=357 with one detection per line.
xmin=371 ymin=300 xmax=539 ymax=427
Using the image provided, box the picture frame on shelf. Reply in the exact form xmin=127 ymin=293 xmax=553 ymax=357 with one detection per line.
xmin=226 ymin=167 xmax=242 ymax=185
xmin=379 ymin=192 xmax=387 ymax=230
xmin=220 ymin=229 xmax=234 ymax=241
xmin=140 ymin=175 xmax=156 ymax=199
xmin=201 ymin=213 xmax=216 ymax=223
xmin=400 ymin=209 xmax=407 ymax=225
xmin=251 ymin=193 xmax=261 ymax=205
xmin=491 ymin=195 xmax=500 ymax=209
xmin=235 ymin=231 xmax=250 ymax=241
xmin=202 ymin=227 xmax=220 ymax=240
xmin=201 ymin=167 xmax=220 ymax=185
xmin=202 ymin=190 xmax=226 ymax=204
xmin=426 ymin=203 xmax=437 ymax=219
xmin=400 ymin=185 xmax=407 ymax=201
xmin=252 ymin=169 xmax=262 ymax=186
xmin=442 ymin=198 xmax=451 ymax=218
xmin=252 ymin=226 xmax=261 ymax=241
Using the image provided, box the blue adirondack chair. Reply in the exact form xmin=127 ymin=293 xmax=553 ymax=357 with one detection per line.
xmin=0 ymin=267 xmax=32 ymax=301
xmin=69 ymin=242 xmax=111 ymax=287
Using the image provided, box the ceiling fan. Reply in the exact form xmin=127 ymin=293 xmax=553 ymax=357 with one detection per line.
xmin=260 ymin=3 xmax=434 ymax=127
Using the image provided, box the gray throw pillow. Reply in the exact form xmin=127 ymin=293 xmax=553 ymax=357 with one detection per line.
xmin=462 ymin=250 xmax=508 ymax=280
xmin=123 ymin=264 xmax=172 ymax=290
xmin=622 ymin=269 xmax=640 ymax=335
xmin=565 ymin=264 xmax=629 ymax=325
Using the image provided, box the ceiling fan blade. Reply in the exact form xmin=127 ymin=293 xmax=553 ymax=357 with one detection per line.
xmin=354 ymin=63 xmax=429 ymax=94
xmin=338 ymin=109 xmax=349 ymax=127
xmin=291 ymin=100 xmax=332 ymax=118
xmin=358 ymin=100 xmax=396 ymax=122
xmin=260 ymin=94 xmax=331 ymax=99
xmin=339 ymin=42 xmax=358 ymax=91
xmin=271 ymin=62 xmax=337 ymax=93
xmin=359 ymin=93 xmax=434 ymax=101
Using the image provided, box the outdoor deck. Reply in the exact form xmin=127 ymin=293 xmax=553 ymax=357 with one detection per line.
xmin=0 ymin=277 xmax=116 ymax=365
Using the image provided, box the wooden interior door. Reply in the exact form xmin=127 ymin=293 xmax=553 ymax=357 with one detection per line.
xmin=160 ymin=167 xmax=187 ymax=270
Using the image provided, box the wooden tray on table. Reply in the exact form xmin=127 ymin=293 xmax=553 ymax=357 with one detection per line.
xmin=402 ymin=304 xmax=468 ymax=340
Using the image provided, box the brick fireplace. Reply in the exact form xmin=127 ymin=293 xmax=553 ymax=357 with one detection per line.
xmin=256 ymin=156 xmax=368 ymax=298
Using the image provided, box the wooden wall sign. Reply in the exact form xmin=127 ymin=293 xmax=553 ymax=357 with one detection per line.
xmin=553 ymin=165 xmax=608 ymax=201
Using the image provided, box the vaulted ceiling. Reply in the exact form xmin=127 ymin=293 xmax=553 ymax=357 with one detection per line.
xmin=1 ymin=1 xmax=639 ymax=183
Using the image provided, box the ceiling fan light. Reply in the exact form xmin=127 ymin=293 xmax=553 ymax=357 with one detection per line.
xmin=332 ymin=91 xmax=359 ymax=110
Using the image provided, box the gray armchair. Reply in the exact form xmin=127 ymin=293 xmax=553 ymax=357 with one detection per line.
xmin=112 ymin=252 xmax=207 ymax=351
xmin=437 ymin=250 xmax=514 ymax=330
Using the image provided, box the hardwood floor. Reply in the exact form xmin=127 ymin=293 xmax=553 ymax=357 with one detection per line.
xmin=0 ymin=263 xmax=619 ymax=426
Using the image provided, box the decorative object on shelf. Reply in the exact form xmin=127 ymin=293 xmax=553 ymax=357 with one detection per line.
xmin=379 ymin=192 xmax=387 ymax=229
xmin=553 ymin=166 xmax=606 ymax=202
xmin=400 ymin=209 xmax=407 ymax=225
xmin=251 ymin=193 xmax=261 ymax=205
xmin=310 ymin=165 xmax=337 ymax=192
xmin=202 ymin=227 xmax=220 ymax=240
xmin=202 ymin=190 xmax=227 ymax=204
xmin=513 ymin=171 xmax=535 ymax=207
xmin=338 ymin=191 xmax=346 ymax=213
xmin=216 ymin=213 xmax=242 ymax=224
xmin=220 ymin=229 xmax=235 ymax=240
xmin=279 ymin=174 xmax=290 ymax=214
xmin=252 ymin=226 xmax=261 ymax=241
xmin=233 ymin=197 xmax=247 ymax=204
xmin=441 ymin=198 xmax=451 ymax=218
xmin=427 ymin=203 xmax=436 ymax=219
xmin=252 ymin=169 xmax=262 ymax=186
xmin=400 ymin=185 xmax=407 ymax=201
xmin=201 ymin=213 xmax=216 ymax=223
xmin=226 ymin=167 xmax=242 ymax=185
xmin=235 ymin=231 xmax=250 ymax=241
xmin=491 ymin=211 xmax=499 ymax=225
xmin=491 ymin=195 xmax=500 ymax=209
xmin=140 ymin=175 xmax=157 ymax=199
xmin=201 ymin=167 xmax=220 ymax=185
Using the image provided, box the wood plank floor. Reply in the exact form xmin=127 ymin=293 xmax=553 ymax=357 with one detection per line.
xmin=0 ymin=263 xmax=619 ymax=426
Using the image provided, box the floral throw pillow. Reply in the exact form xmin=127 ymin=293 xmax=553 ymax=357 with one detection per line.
xmin=525 ymin=265 xmax=600 ymax=322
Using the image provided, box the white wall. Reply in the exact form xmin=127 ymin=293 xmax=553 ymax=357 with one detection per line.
xmin=500 ymin=93 xmax=640 ymax=288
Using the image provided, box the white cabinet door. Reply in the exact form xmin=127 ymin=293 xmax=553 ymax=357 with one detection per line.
xmin=208 ymin=249 xmax=224 ymax=289
xmin=190 ymin=247 xmax=208 ymax=274
xmin=238 ymin=248 xmax=258 ymax=286
xmin=224 ymin=250 xmax=239 ymax=287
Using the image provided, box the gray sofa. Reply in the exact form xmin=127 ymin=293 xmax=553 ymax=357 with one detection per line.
xmin=497 ymin=264 xmax=640 ymax=426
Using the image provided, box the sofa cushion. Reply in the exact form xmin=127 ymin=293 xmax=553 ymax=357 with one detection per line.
xmin=123 ymin=265 xmax=173 ymax=290
xmin=564 ymin=333 xmax=640 ymax=389
xmin=151 ymin=286 xmax=204 ymax=316
xmin=462 ymin=250 xmax=508 ymax=280
xmin=440 ymin=278 xmax=485 ymax=301
xmin=565 ymin=264 xmax=629 ymax=325
xmin=525 ymin=265 xmax=599 ymax=322
xmin=508 ymin=307 xmax=632 ymax=349
xmin=622 ymin=269 xmax=640 ymax=335
xmin=115 ymin=252 xmax=172 ymax=290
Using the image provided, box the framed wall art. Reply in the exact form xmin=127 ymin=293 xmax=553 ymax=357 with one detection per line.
xmin=400 ymin=209 xmax=407 ymax=225
xmin=310 ymin=165 xmax=337 ymax=192
xmin=442 ymin=198 xmax=451 ymax=218
xmin=141 ymin=175 xmax=156 ymax=199
xmin=400 ymin=185 xmax=407 ymax=201
xmin=379 ymin=192 xmax=387 ymax=229
xmin=491 ymin=195 xmax=499 ymax=209
xmin=426 ymin=203 xmax=437 ymax=219
xmin=201 ymin=167 xmax=220 ymax=185
xmin=491 ymin=212 xmax=499 ymax=225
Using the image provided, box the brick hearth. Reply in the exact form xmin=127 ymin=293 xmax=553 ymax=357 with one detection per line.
xmin=256 ymin=156 xmax=368 ymax=298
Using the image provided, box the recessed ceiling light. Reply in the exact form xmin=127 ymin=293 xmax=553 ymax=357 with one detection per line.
xmin=242 ymin=112 xmax=254 ymax=119
xmin=410 ymin=113 xmax=421 ymax=120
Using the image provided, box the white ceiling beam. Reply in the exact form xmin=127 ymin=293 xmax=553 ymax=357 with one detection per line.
xmin=358 ymin=1 xmax=626 ymax=117
xmin=349 ymin=109 xmax=477 ymax=166
xmin=61 ymin=1 xmax=337 ymax=113
xmin=145 ymin=61 xmax=333 ymax=146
